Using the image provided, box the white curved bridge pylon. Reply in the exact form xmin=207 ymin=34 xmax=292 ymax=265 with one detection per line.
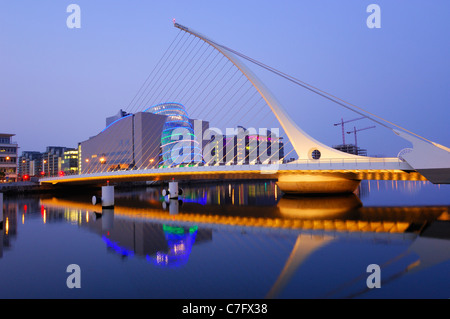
xmin=173 ymin=22 xmax=450 ymax=184
xmin=174 ymin=22 xmax=358 ymax=162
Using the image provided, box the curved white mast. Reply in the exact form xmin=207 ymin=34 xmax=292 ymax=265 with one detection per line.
xmin=173 ymin=22 xmax=450 ymax=184
xmin=173 ymin=22 xmax=361 ymax=160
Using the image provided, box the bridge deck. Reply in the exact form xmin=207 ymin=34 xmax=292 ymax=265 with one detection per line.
xmin=40 ymin=158 xmax=427 ymax=185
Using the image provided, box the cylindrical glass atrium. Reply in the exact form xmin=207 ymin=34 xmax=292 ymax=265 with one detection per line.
xmin=145 ymin=102 xmax=203 ymax=167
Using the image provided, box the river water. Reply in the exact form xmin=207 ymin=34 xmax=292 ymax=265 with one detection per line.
xmin=0 ymin=180 xmax=449 ymax=299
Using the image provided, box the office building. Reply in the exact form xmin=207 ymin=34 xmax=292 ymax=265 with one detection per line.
xmin=19 ymin=147 xmax=77 ymax=178
xmin=18 ymin=151 xmax=42 ymax=179
xmin=62 ymin=149 xmax=78 ymax=175
xmin=203 ymin=127 xmax=284 ymax=165
xmin=0 ymin=133 xmax=18 ymax=182
xmin=42 ymin=146 xmax=76 ymax=177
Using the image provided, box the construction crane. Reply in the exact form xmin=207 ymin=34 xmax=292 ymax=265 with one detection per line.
xmin=347 ymin=126 xmax=376 ymax=150
xmin=334 ymin=117 xmax=365 ymax=145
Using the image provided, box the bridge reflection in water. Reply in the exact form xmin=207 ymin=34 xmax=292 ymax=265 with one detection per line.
xmin=34 ymin=181 xmax=450 ymax=298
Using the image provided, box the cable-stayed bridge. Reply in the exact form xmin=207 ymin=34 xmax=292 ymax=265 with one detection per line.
xmin=40 ymin=22 xmax=450 ymax=194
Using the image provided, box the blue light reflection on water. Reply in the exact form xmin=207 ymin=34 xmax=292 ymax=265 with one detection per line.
xmin=0 ymin=180 xmax=448 ymax=299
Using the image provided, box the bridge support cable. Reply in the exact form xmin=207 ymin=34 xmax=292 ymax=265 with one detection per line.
xmin=138 ymin=37 xmax=250 ymax=166
xmin=83 ymin=23 xmax=394 ymax=176
xmin=135 ymin=33 xmax=195 ymax=113
xmin=127 ymin=27 xmax=293 ymax=168
xmin=128 ymin=47 xmax=265 ymax=170
xmin=173 ymin=53 xmax=226 ymax=111
xmin=132 ymin=46 xmax=227 ymax=170
xmin=126 ymin=29 xmax=183 ymax=113
xmin=86 ymin=33 xmax=221 ymax=174
xmin=149 ymin=37 xmax=204 ymax=106
xmin=172 ymin=23 xmax=364 ymax=161
xmin=84 ymin=25 xmax=341 ymax=176
xmin=134 ymin=25 xmax=292 ymax=168
xmin=135 ymin=53 xmax=230 ymax=170
xmin=201 ymin=28 xmax=450 ymax=159
xmin=209 ymin=40 xmax=440 ymax=145
xmin=169 ymin=22 xmax=450 ymax=185
xmin=82 ymin=31 xmax=190 ymax=174
xmin=141 ymin=60 xmax=248 ymax=169
xmin=170 ymin=47 xmax=219 ymax=103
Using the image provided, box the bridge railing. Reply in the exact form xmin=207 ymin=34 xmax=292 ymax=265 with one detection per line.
xmin=40 ymin=156 xmax=412 ymax=181
xmin=284 ymin=156 xmax=407 ymax=167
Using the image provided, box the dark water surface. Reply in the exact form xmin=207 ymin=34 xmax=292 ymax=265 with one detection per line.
xmin=0 ymin=180 xmax=449 ymax=299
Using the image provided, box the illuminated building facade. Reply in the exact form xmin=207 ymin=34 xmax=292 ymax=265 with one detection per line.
xmin=78 ymin=104 xmax=209 ymax=173
xmin=79 ymin=112 xmax=166 ymax=174
xmin=41 ymin=146 xmax=76 ymax=177
xmin=145 ymin=102 xmax=204 ymax=167
xmin=62 ymin=149 xmax=79 ymax=175
xmin=18 ymin=147 xmax=77 ymax=179
xmin=18 ymin=151 xmax=42 ymax=179
xmin=0 ymin=133 xmax=18 ymax=182
xmin=204 ymin=127 xmax=284 ymax=165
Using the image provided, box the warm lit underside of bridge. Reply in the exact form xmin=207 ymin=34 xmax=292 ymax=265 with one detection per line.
xmin=40 ymin=158 xmax=428 ymax=193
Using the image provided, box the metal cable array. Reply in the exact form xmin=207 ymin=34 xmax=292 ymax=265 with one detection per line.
xmin=82 ymin=29 xmax=294 ymax=175
xmin=210 ymin=39 xmax=440 ymax=146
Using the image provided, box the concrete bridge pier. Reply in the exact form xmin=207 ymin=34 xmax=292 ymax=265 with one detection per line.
xmin=92 ymin=184 xmax=115 ymax=208
xmin=101 ymin=185 xmax=115 ymax=208
xmin=162 ymin=181 xmax=183 ymax=199
xmin=168 ymin=181 xmax=179 ymax=199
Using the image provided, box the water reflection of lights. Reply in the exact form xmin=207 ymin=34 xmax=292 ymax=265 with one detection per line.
xmin=40 ymin=196 xmax=445 ymax=235
xmin=170 ymin=181 xmax=280 ymax=207
xmin=362 ymin=179 xmax=439 ymax=195
xmin=147 ymin=225 xmax=198 ymax=268
xmin=102 ymin=235 xmax=134 ymax=258
xmin=40 ymin=205 xmax=46 ymax=224
xmin=398 ymin=180 xmax=433 ymax=195
xmin=277 ymin=194 xmax=362 ymax=219
xmin=38 ymin=203 xmax=92 ymax=226
xmin=178 ymin=195 xmax=207 ymax=205
xmin=65 ymin=209 xmax=82 ymax=225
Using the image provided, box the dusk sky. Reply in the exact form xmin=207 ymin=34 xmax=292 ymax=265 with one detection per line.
xmin=1 ymin=0 xmax=449 ymax=157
